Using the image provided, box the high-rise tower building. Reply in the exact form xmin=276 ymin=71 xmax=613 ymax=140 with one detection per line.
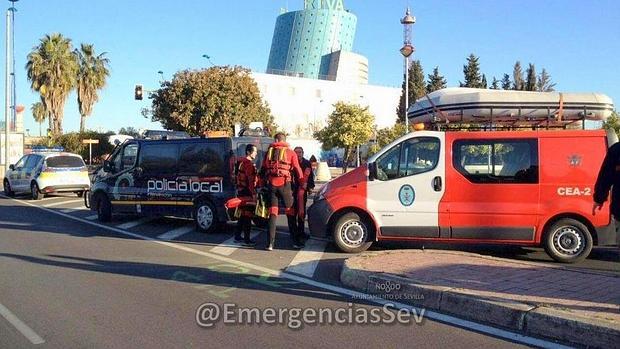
xmin=266 ymin=0 xmax=368 ymax=84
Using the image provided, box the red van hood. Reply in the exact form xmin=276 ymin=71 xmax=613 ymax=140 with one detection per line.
xmin=327 ymin=166 xmax=367 ymax=192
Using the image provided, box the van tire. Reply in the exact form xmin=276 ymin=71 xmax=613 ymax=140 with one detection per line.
xmin=96 ymin=194 xmax=112 ymax=222
xmin=3 ymin=179 xmax=14 ymax=197
xmin=31 ymin=182 xmax=44 ymax=200
xmin=543 ymin=218 xmax=593 ymax=263
xmin=333 ymin=212 xmax=373 ymax=253
xmin=195 ymin=201 xmax=217 ymax=233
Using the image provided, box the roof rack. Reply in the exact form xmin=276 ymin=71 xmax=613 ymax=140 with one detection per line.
xmin=425 ymin=108 xmax=591 ymax=132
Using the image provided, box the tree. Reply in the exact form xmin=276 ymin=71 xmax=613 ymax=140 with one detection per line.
xmin=75 ymin=43 xmax=110 ymax=132
xmin=460 ymin=53 xmax=483 ymax=88
xmin=603 ymin=111 xmax=620 ymax=138
xmin=481 ymin=74 xmax=488 ymax=89
xmin=26 ymin=33 xmax=79 ymax=135
xmin=525 ymin=63 xmax=537 ymax=91
xmin=501 ymin=74 xmax=511 ymax=90
xmin=396 ymin=60 xmax=425 ymax=123
xmin=426 ymin=66 xmax=447 ymax=93
xmin=490 ymin=77 xmax=500 ymax=90
xmin=512 ymin=61 xmax=524 ymax=90
xmin=31 ymin=102 xmax=47 ymax=137
xmin=150 ymin=66 xmax=274 ymax=136
xmin=118 ymin=127 xmax=140 ymax=138
xmin=536 ymin=68 xmax=556 ymax=92
xmin=314 ymin=102 xmax=374 ymax=173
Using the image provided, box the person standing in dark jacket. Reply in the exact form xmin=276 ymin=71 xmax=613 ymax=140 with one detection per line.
xmin=293 ymin=147 xmax=315 ymax=241
xmin=234 ymin=144 xmax=258 ymax=246
xmin=593 ymin=141 xmax=620 ymax=246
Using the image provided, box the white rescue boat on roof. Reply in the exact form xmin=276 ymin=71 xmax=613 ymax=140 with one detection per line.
xmin=407 ymin=87 xmax=614 ymax=125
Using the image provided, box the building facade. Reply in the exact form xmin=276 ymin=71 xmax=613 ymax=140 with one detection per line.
xmin=252 ymin=72 xmax=400 ymax=138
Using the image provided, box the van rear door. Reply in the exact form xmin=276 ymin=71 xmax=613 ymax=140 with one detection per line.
xmin=367 ymin=133 xmax=446 ymax=238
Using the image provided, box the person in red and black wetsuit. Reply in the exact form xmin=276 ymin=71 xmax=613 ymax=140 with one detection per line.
xmin=260 ymin=133 xmax=304 ymax=250
xmin=234 ymin=144 xmax=258 ymax=246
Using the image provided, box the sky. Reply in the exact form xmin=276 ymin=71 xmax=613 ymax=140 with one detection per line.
xmin=3 ymin=0 xmax=620 ymax=135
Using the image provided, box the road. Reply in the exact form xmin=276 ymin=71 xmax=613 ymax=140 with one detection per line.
xmin=0 ymin=193 xmax=614 ymax=348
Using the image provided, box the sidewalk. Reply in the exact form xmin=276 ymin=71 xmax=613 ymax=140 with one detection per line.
xmin=341 ymin=250 xmax=620 ymax=348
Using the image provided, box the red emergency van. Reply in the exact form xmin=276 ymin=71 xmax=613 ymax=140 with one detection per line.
xmin=307 ymin=129 xmax=618 ymax=263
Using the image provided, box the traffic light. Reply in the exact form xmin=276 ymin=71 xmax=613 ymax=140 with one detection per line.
xmin=134 ymin=84 xmax=143 ymax=100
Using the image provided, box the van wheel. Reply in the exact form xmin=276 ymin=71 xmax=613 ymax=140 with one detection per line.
xmin=96 ymin=194 xmax=112 ymax=222
xmin=31 ymin=182 xmax=44 ymax=200
xmin=333 ymin=212 xmax=373 ymax=253
xmin=3 ymin=179 xmax=14 ymax=197
xmin=195 ymin=201 xmax=217 ymax=233
xmin=543 ymin=218 xmax=593 ymax=263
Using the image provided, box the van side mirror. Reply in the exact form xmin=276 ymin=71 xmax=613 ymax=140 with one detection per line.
xmin=368 ymin=162 xmax=377 ymax=181
xmin=103 ymin=160 xmax=112 ymax=172
xmin=9 ymin=164 xmax=14 ymax=171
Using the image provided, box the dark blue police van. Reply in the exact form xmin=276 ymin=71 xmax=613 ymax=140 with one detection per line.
xmin=87 ymin=132 xmax=272 ymax=233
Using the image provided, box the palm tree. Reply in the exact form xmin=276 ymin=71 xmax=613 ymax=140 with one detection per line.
xmin=75 ymin=43 xmax=110 ymax=132
xmin=26 ymin=33 xmax=78 ymax=135
xmin=31 ymin=101 xmax=47 ymax=137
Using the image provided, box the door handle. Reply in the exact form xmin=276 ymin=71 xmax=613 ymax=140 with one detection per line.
xmin=432 ymin=176 xmax=442 ymax=192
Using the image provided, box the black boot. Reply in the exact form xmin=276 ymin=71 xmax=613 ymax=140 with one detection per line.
xmin=297 ymin=217 xmax=309 ymax=241
xmin=266 ymin=214 xmax=277 ymax=250
xmin=242 ymin=217 xmax=255 ymax=246
xmin=288 ymin=215 xmax=304 ymax=249
xmin=234 ymin=220 xmax=243 ymax=243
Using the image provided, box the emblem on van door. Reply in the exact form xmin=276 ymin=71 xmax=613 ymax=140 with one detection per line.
xmin=398 ymin=185 xmax=415 ymax=206
xmin=568 ymin=154 xmax=582 ymax=167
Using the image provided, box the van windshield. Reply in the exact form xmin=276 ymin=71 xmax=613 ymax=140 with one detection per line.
xmin=46 ymin=156 xmax=85 ymax=168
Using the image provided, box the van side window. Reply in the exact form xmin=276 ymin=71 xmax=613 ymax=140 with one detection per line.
xmin=454 ymin=139 xmax=538 ymax=184
xmin=399 ymin=138 xmax=440 ymax=177
xmin=139 ymin=144 xmax=178 ymax=175
xmin=118 ymin=143 xmax=138 ymax=172
xmin=179 ymin=142 xmax=224 ymax=176
xmin=375 ymin=137 xmax=440 ymax=181
xmin=376 ymin=144 xmax=401 ymax=181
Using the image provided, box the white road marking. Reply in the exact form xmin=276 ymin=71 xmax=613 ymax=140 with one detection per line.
xmin=285 ymin=239 xmax=327 ymax=277
xmin=0 ymin=302 xmax=45 ymax=345
xmin=0 ymin=221 xmax=33 ymax=227
xmin=116 ymin=217 xmax=153 ymax=229
xmin=84 ymin=215 xmax=98 ymax=221
xmin=157 ymin=225 xmax=195 ymax=240
xmin=1 ymin=194 xmax=571 ymax=349
xmin=60 ymin=208 xmax=83 ymax=213
xmin=211 ymin=231 xmax=261 ymax=256
xmin=42 ymin=199 xmax=83 ymax=208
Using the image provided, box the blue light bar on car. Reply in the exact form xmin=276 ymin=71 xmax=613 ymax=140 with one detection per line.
xmin=31 ymin=145 xmax=64 ymax=152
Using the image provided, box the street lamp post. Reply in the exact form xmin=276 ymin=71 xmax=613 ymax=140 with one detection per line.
xmin=4 ymin=0 xmax=16 ymax=174
xmin=400 ymin=7 xmax=415 ymax=135
xmin=157 ymin=70 xmax=165 ymax=83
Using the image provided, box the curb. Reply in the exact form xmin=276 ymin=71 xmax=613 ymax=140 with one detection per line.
xmin=341 ymin=257 xmax=620 ymax=348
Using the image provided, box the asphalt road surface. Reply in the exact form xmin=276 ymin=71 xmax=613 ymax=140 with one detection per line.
xmin=0 ymin=192 xmax=615 ymax=348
